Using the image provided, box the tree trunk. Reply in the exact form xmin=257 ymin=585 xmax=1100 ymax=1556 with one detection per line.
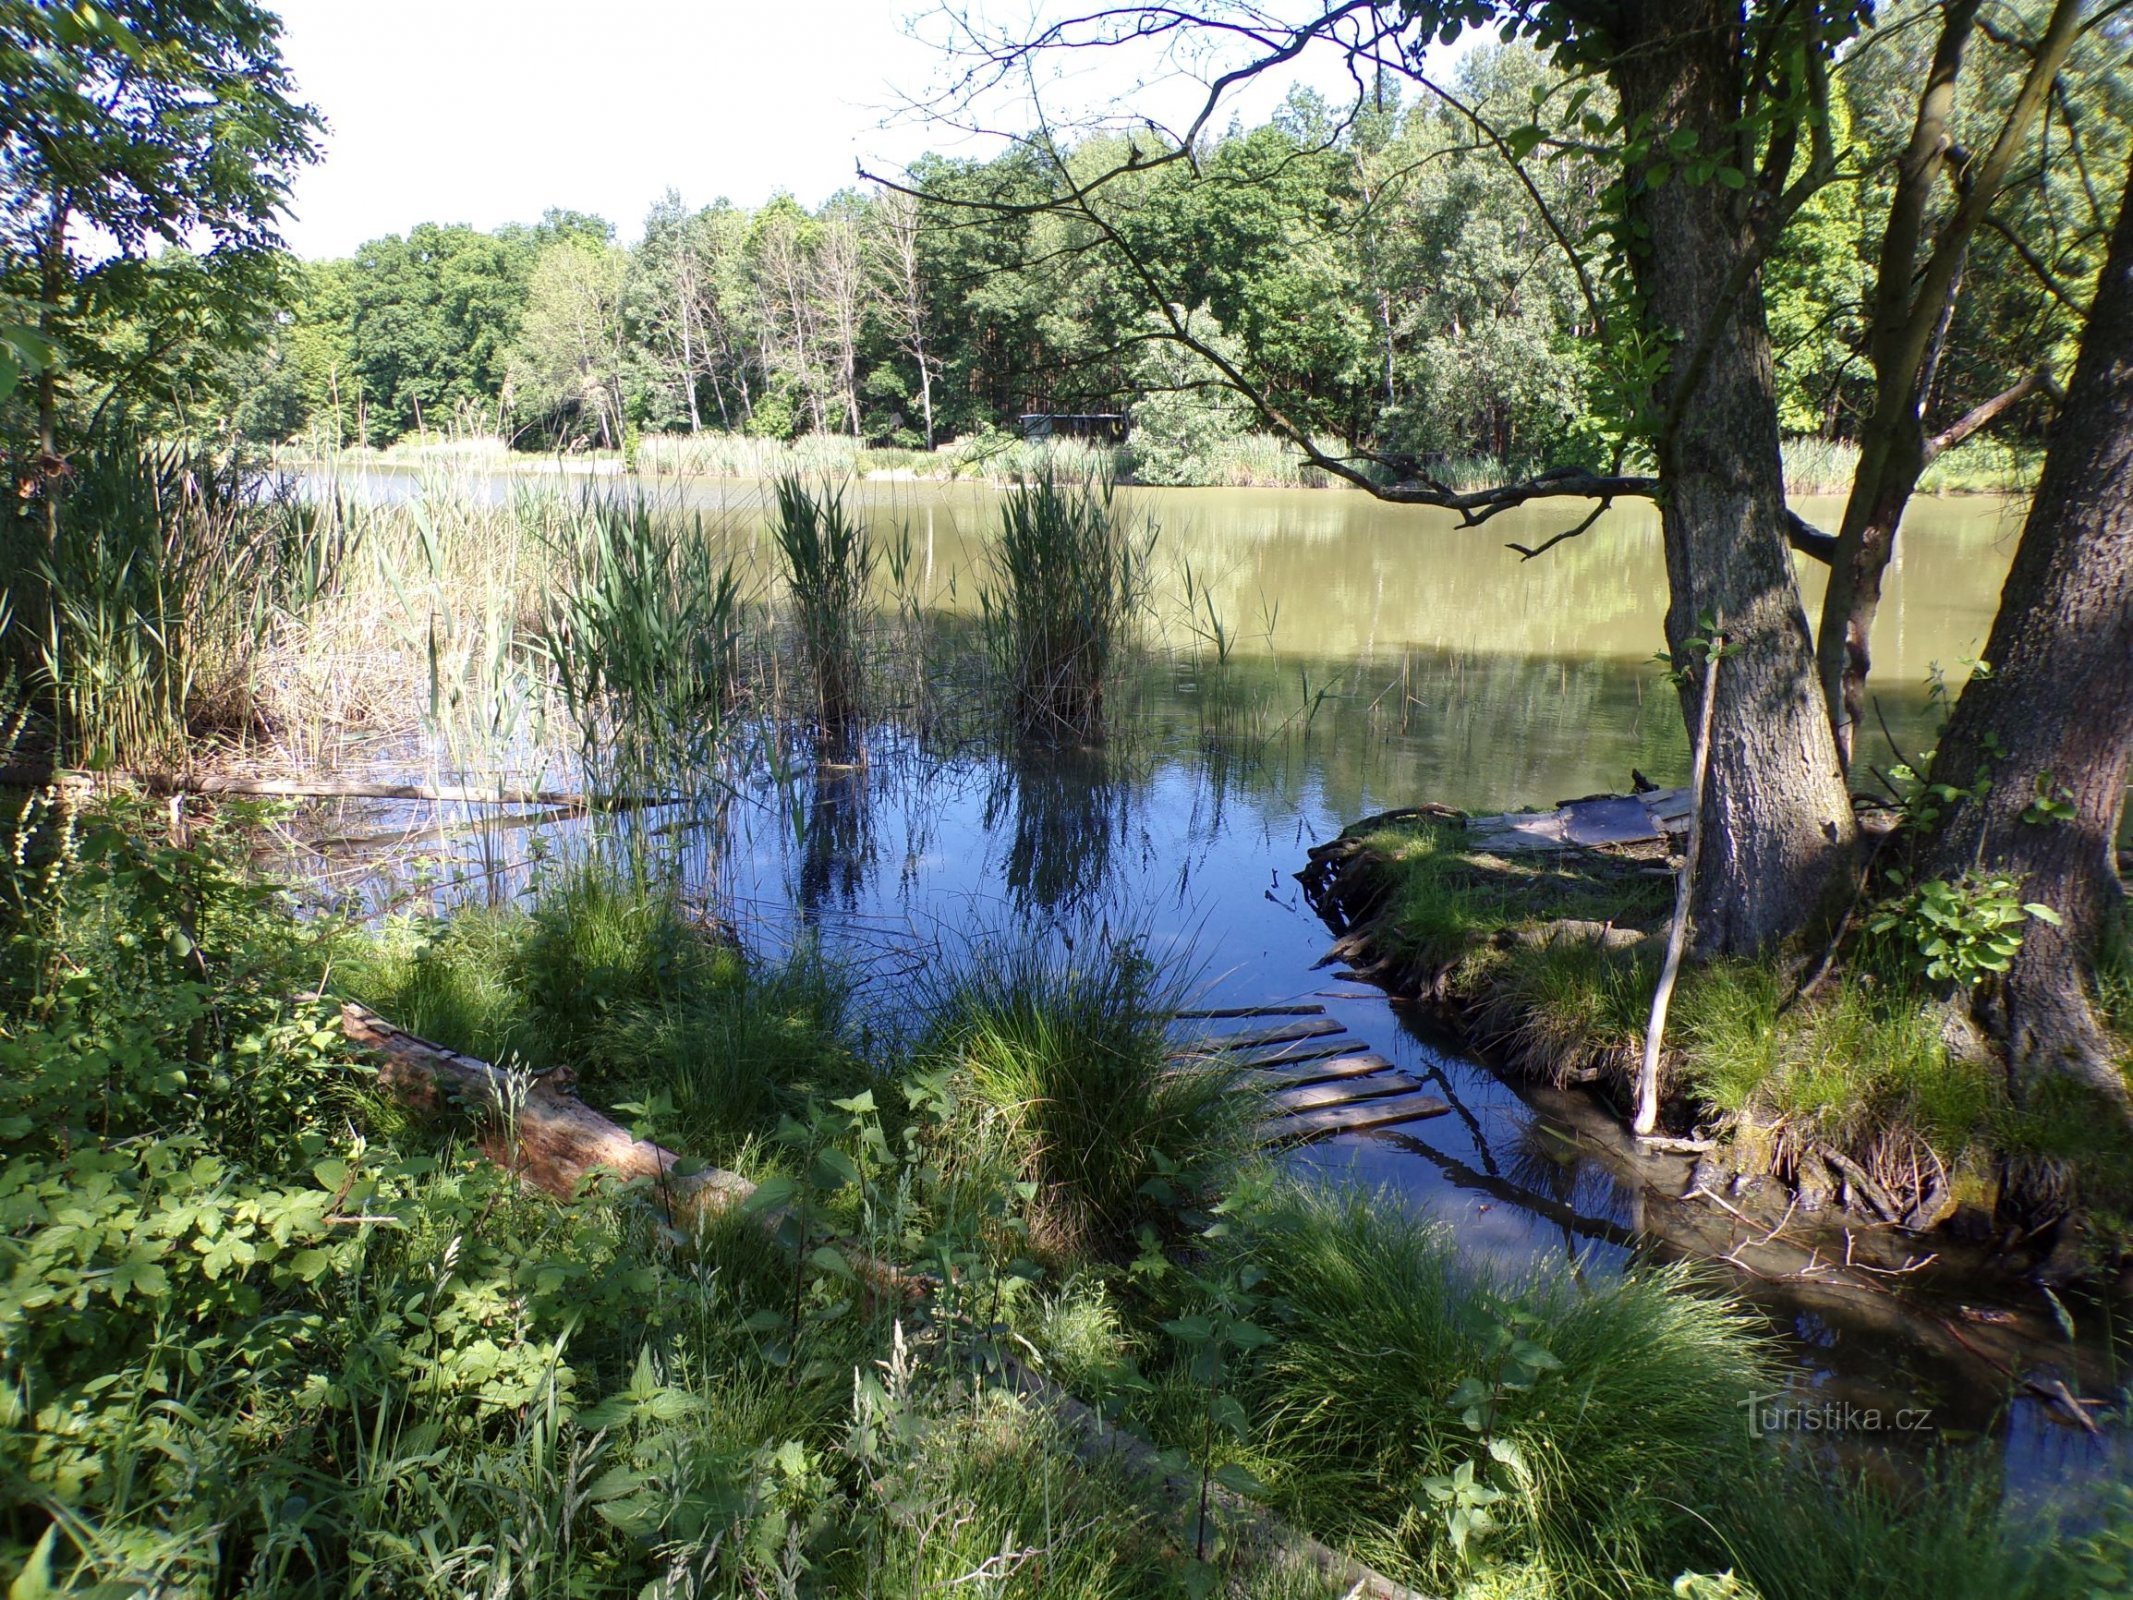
xmin=1611 ymin=0 xmax=1856 ymax=956
xmin=1923 ymin=148 xmax=2133 ymax=1108
xmin=1814 ymin=0 xmax=2080 ymax=772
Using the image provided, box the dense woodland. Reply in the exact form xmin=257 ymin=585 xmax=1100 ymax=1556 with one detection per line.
xmin=34 ymin=21 xmax=2125 ymax=482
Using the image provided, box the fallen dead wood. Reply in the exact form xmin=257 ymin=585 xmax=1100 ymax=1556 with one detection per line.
xmin=0 ymin=765 xmax=679 ymax=811
xmin=337 ymin=999 xmax=1435 ymax=1598
xmin=340 ymin=1001 xmax=755 ymax=1216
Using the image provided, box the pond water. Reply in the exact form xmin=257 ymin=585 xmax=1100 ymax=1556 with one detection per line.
xmin=296 ymin=470 xmax=2130 ymax=1512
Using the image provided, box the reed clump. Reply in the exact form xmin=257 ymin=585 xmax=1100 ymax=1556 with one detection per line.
xmin=769 ymin=475 xmax=875 ymax=759
xmin=978 ymin=472 xmax=1153 ymax=743
xmin=0 ymin=435 xmax=355 ymax=771
xmin=541 ymin=492 xmax=743 ymax=811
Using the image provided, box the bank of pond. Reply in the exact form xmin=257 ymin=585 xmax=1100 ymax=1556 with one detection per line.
xmin=1 ymin=798 xmax=2128 ymax=1598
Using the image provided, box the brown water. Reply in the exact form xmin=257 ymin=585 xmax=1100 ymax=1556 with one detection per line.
xmin=305 ymin=470 xmax=2128 ymax=1512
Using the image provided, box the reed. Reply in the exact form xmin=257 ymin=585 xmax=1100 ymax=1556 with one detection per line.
xmin=2 ymin=435 xmax=355 ymax=770
xmin=540 ymin=491 xmax=744 ymax=817
xmin=769 ymin=475 xmax=875 ymax=759
xmin=978 ymin=472 xmax=1154 ymax=743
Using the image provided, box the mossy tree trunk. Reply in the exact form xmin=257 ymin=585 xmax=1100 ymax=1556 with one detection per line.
xmin=1609 ymin=0 xmax=1857 ymax=957
xmin=1923 ymin=147 xmax=2133 ymax=1109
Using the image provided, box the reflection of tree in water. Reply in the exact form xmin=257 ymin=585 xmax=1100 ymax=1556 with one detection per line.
xmin=988 ymin=745 xmax=1128 ymax=918
xmin=797 ymin=761 xmax=873 ymax=922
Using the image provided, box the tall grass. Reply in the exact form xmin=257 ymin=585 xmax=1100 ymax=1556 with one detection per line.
xmin=1225 ymin=1182 xmax=1776 ymax=1593
xmin=1 ymin=435 xmax=355 ymax=770
xmin=769 ymin=476 xmax=874 ymax=759
xmin=1781 ymin=434 xmax=2042 ymax=498
xmin=979 ymin=473 xmax=1154 ymax=743
xmin=916 ymin=933 xmax=1249 ymax=1263
xmin=541 ymin=492 xmax=743 ymax=813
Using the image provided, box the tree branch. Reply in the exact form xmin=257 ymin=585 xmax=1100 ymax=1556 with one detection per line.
xmin=1923 ymin=368 xmax=2055 ymax=462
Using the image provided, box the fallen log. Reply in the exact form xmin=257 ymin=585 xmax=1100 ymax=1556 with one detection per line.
xmin=339 ymin=1001 xmax=752 ymax=1216
xmin=0 ymin=765 xmax=680 ymax=811
xmin=337 ymin=999 xmax=1432 ymax=1599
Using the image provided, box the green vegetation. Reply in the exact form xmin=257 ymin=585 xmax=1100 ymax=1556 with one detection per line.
xmin=914 ymin=935 xmax=1250 ymax=1264
xmin=978 ymin=473 xmax=1154 ymax=741
xmin=191 ymin=31 xmax=2105 ymax=498
xmin=1323 ymin=815 xmax=2133 ymax=1230
xmin=769 ymin=476 xmax=875 ymax=753
xmin=0 ymin=435 xmax=353 ymax=769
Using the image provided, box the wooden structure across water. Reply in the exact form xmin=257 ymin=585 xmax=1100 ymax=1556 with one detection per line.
xmin=1169 ymin=1006 xmax=1449 ymax=1143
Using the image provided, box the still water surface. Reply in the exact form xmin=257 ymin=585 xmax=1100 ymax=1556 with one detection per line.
xmin=316 ymin=472 xmax=2127 ymax=1508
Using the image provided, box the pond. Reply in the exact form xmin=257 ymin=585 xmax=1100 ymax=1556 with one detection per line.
xmin=290 ymin=469 xmax=2129 ymax=1513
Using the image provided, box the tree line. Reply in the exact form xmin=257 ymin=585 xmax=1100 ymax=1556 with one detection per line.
xmin=186 ymin=25 xmax=2116 ymax=481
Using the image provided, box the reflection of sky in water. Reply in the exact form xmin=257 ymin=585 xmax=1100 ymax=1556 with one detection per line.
xmin=291 ymin=478 xmax=2127 ymax=1510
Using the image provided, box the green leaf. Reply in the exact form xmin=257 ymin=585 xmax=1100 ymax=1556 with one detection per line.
xmin=9 ymin=1526 xmax=56 ymax=1600
xmin=1211 ymin=1461 xmax=1268 ymax=1497
xmin=2021 ymin=903 xmax=2063 ymax=926
xmin=741 ymin=1174 xmax=796 ymax=1214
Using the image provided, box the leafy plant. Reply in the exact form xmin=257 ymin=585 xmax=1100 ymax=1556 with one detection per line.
xmin=1867 ymin=870 xmax=2062 ymax=988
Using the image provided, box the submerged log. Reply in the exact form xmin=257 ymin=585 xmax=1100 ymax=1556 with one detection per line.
xmin=0 ymin=766 xmax=679 ymax=811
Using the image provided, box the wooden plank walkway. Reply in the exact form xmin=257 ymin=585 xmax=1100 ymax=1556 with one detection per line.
xmin=1171 ymin=1015 xmax=1448 ymax=1145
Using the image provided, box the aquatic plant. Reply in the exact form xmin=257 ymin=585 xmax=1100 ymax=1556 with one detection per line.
xmin=541 ymin=490 xmax=743 ymax=815
xmin=769 ymin=475 xmax=874 ymax=759
xmin=0 ymin=434 xmax=355 ymax=770
xmin=977 ymin=471 xmax=1154 ymax=743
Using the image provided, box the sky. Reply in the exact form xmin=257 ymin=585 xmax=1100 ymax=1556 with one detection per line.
xmin=269 ymin=2 xmax=1486 ymax=260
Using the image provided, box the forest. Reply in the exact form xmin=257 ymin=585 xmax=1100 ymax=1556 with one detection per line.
xmin=76 ymin=26 xmax=2124 ymax=487
xmin=3 ymin=1 xmax=2133 ymax=1597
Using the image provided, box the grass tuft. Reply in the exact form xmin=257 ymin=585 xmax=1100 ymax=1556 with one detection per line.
xmin=917 ymin=933 xmax=1250 ymax=1264
xmin=1228 ymin=1181 xmax=1775 ymax=1592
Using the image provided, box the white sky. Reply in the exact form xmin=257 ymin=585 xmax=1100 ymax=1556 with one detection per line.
xmin=270 ymin=2 xmax=1487 ymax=259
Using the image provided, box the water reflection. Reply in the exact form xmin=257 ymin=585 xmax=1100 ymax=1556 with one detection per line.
xmin=795 ymin=760 xmax=872 ymax=922
xmin=987 ymin=745 xmax=1127 ymax=919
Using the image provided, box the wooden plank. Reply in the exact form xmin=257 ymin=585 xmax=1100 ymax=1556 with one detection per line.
xmin=1238 ymin=1052 xmax=1399 ymax=1090
xmin=1267 ymin=1072 xmax=1421 ymax=1113
xmin=1172 ymin=1003 xmax=1326 ymax=1020
xmin=1263 ymin=1090 xmax=1451 ymax=1143
xmin=1222 ymin=1036 xmax=1360 ymax=1069
xmin=1189 ymin=1016 xmax=1344 ymax=1051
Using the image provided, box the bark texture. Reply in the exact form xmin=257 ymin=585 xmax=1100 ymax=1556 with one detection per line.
xmin=1924 ymin=147 xmax=2133 ymax=1106
xmin=1611 ymin=0 xmax=1856 ymax=955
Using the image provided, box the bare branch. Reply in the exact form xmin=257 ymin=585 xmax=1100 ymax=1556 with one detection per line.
xmin=1923 ymin=368 xmax=2055 ymax=462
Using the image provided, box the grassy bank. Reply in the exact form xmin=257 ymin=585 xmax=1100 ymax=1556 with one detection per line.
xmin=1302 ymin=814 xmax=2133 ymax=1261
xmin=5 ymin=792 xmax=2125 ymax=1596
